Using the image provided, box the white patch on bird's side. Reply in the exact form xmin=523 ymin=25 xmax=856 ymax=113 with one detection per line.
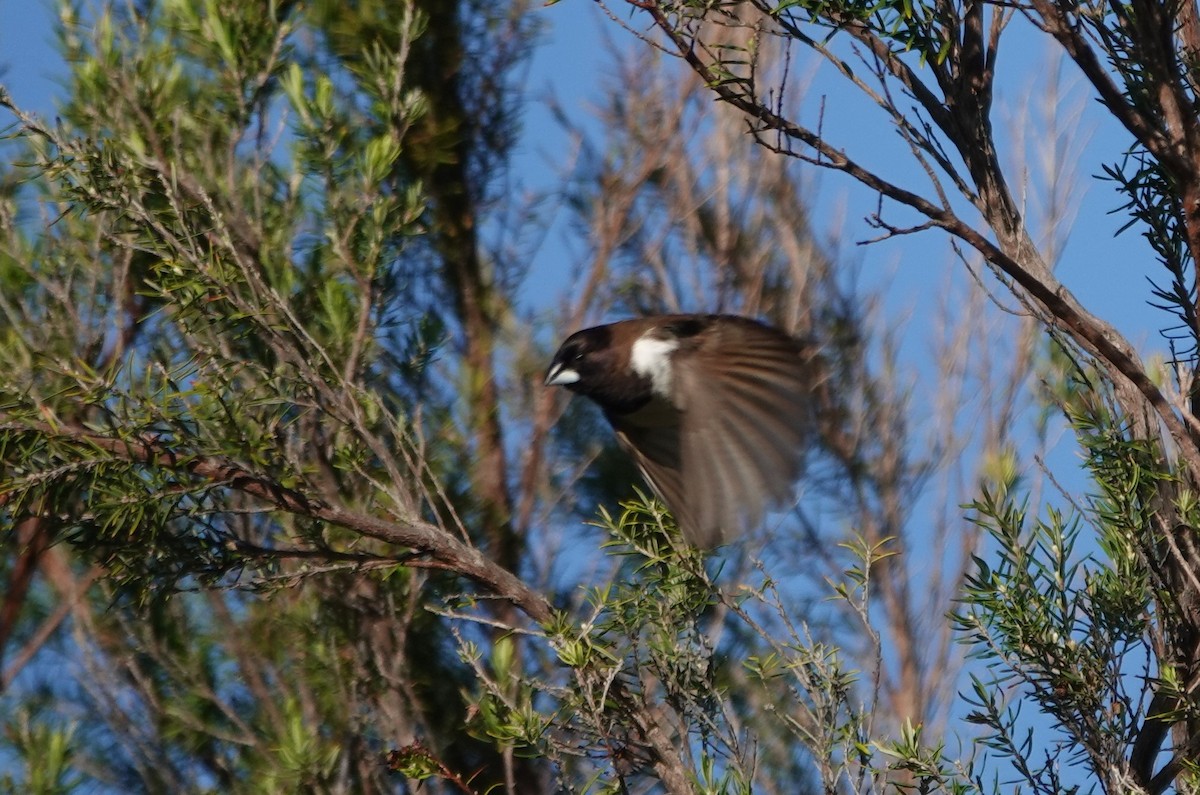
xmin=630 ymin=333 xmax=679 ymax=396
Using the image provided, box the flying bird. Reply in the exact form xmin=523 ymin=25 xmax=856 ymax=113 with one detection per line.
xmin=545 ymin=314 xmax=813 ymax=547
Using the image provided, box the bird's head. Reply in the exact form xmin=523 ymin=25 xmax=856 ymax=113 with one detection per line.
xmin=544 ymin=322 xmax=669 ymax=415
xmin=544 ymin=325 xmax=612 ymax=391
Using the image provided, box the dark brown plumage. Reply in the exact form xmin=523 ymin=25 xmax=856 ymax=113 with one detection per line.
xmin=545 ymin=314 xmax=813 ymax=547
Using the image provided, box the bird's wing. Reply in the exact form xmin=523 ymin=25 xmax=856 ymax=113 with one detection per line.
xmin=669 ymin=321 xmax=812 ymax=546
xmin=612 ymin=408 xmax=700 ymax=538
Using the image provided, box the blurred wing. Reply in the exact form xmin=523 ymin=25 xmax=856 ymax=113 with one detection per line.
xmin=671 ymin=321 xmax=812 ymax=546
xmin=612 ymin=412 xmax=701 ymax=538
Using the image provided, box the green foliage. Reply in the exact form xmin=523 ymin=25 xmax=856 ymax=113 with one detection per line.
xmin=765 ymin=0 xmax=953 ymax=65
xmin=0 ymin=0 xmax=440 ymax=599
xmin=0 ymin=0 xmax=528 ymax=791
xmin=0 ymin=713 xmax=81 ymax=795
xmin=1089 ymin=0 xmax=1200 ymax=364
xmin=9 ymin=0 xmax=1200 ymax=791
xmin=260 ymin=698 xmax=342 ymax=792
xmin=874 ymin=720 xmax=977 ymax=795
xmin=473 ymin=496 xmax=980 ymax=792
xmin=953 ymin=356 xmax=1187 ymax=789
xmin=1103 ymin=149 xmax=1195 ymax=360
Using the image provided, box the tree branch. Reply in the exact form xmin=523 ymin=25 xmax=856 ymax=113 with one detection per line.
xmin=1027 ymin=0 xmax=1185 ymax=172
xmin=1 ymin=417 xmax=554 ymax=625
xmin=2 ymin=417 xmax=704 ymax=792
xmin=628 ymin=2 xmax=1200 ymax=478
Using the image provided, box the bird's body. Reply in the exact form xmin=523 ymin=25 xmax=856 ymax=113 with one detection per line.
xmin=545 ymin=314 xmax=813 ymax=547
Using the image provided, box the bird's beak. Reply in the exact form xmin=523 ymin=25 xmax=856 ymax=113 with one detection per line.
xmin=545 ymin=362 xmax=580 ymax=387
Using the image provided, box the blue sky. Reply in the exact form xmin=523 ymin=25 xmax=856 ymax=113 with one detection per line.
xmin=1 ymin=1 xmax=1163 ymax=346
xmin=2 ymin=2 xmax=59 ymax=110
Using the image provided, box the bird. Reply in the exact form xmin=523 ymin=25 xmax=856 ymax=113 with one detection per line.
xmin=544 ymin=314 xmax=813 ymax=547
